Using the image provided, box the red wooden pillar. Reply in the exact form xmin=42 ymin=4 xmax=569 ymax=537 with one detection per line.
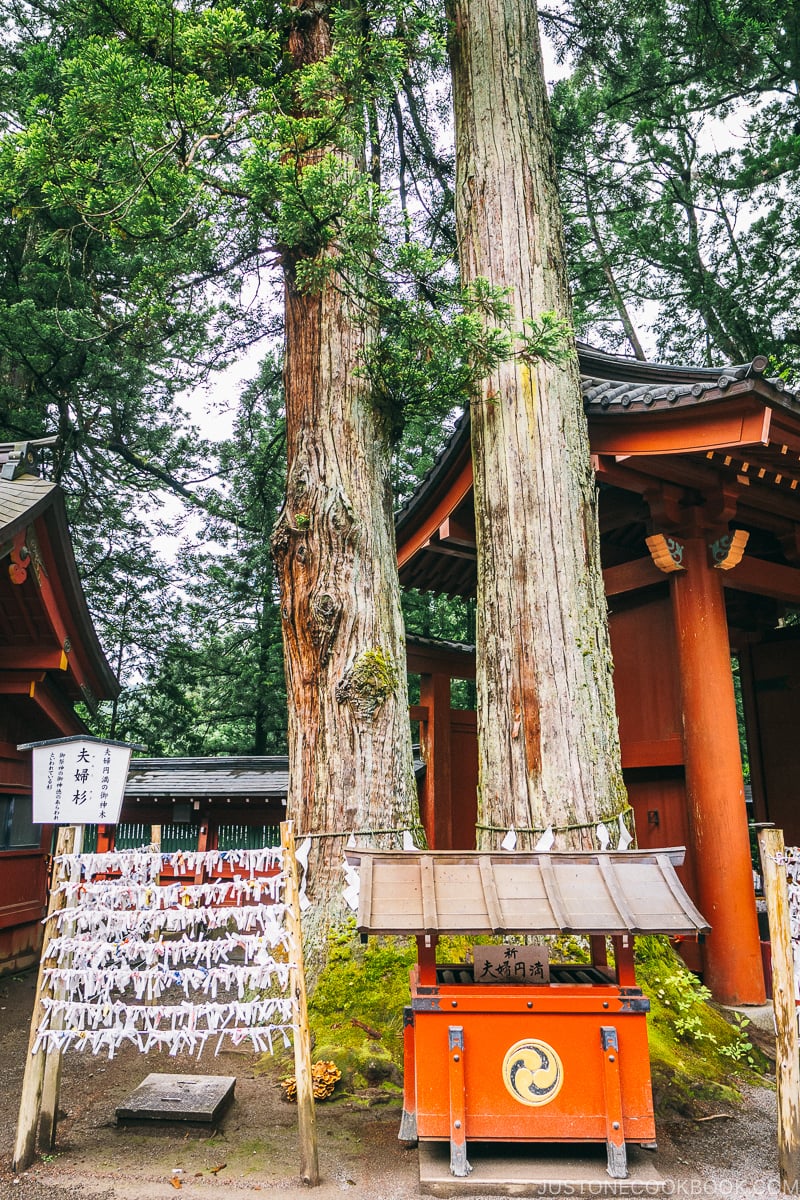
xmin=419 ymin=672 xmax=453 ymax=849
xmin=670 ymin=534 xmax=765 ymax=1004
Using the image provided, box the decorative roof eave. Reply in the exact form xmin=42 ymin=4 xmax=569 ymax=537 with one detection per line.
xmin=396 ymin=349 xmax=800 ymax=557
xmin=0 ymin=478 xmax=119 ymax=702
xmin=395 ymin=410 xmax=472 ymax=548
xmin=583 ymin=370 xmax=800 ymax=421
xmin=588 ymin=386 xmax=773 ymax=458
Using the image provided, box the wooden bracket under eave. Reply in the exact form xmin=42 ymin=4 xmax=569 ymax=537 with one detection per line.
xmin=709 ymin=529 xmax=750 ymax=570
xmin=645 ymin=533 xmax=686 ymax=573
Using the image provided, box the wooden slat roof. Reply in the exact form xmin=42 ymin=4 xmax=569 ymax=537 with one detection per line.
xmin=125 ymin=750 xmax=427 ymax=802
xmin=0 ymin=476 xmax=59 ymax=541
xmin=348 ymin=848 xmax=709 ymax=937
xmin=125 ymin=757 xmax=291 ymax=800
xmin=0 ymin=475 xmax=119 ymax=701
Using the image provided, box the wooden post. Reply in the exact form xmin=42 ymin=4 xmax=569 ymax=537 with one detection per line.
xmin=38 ymin=826 xmax=83 ymax=1151
xmin=419 ymin=673 xmax=453 ymax=850
xmin=13 ymin=826 xmax=78 ymax=1173
xmin=758 ymin=827 xmax=800 ymax=1193
xmin=670 ymin=534 xmax=765 ymax=1004
xmin=281 ymin=821 xmax=319 ymax=1187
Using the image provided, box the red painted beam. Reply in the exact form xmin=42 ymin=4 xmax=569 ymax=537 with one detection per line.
xmin=1 ymin=647 xmax=68 ymax=672
xmin=603 ymin=558 xmax=663 ymax=597
xmin=620 ymin=737 xmax=684 ymax=769
xmin=589 ymin=400 xmax=771 ymax=457
xmin=724 ymin=556 xmax=800 ymax=605
xmin=398 ymin=460 xmax=474 ymax=569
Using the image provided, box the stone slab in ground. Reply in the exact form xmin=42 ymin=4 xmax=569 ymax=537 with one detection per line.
xmin=418 ymin=1140 xmax=668 ymax=1196
xmin=115 ymin=1073 xmax=236 ymax=1124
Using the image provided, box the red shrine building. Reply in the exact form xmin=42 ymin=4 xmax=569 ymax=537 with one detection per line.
xmin=398 ymin=345 xmax=800 ymax=1007
xmin=0 ymin=441 xmax=118 ymax=973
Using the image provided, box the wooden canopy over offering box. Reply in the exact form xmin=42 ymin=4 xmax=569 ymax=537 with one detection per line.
xmin=352 ymin=847 xmax=709 ymax=937
xmin=350 ymin=849 xmax=708 ymax=1182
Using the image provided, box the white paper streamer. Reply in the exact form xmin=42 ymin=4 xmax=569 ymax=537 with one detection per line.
xmin=32 ymin=1025 xmax=293 ymax=1060
xmin=55 ymin=846 xmax=283 ymax=884
xmin=501 ymin=826 xmax=517 ymax=852
xmin=342 ymin=857 xmax=361 ymax=912
xmin=295 ymin=838 xmax=312 ymax=912
xmin=34 ymin=845 xmax=295 ymax=1063
xmin=50 ymin=903 xmax=289 ymax=937
xmin=617 ymin=814 xmax=633 ymax=851
xmin=533 ymin=826 xmax=554 ymax=852
xmin=43 ymin=931 xmax=288 ymax=970
xmin=596 ymin=822 xmax=611 ymax=851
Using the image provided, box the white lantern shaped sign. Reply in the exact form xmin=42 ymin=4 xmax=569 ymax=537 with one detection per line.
xmin=20 ymin=736 xmax=136 ymax=825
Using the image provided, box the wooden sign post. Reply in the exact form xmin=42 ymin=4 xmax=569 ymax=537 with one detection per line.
xmin=12 ymin=825 xmax=79 ymax=1173
xmin=281 ymin=821 xmax=319 ymax=1187
xmin=758 ymin=826 xmax=800 ymax=1194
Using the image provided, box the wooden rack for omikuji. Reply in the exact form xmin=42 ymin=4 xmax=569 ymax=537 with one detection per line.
xmin=13 ymin=820 xmax=318 ymax=1186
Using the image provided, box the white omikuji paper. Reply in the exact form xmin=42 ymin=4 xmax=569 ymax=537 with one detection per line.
xmin=32 ymin=740 xmax=132 ymax=824
xmin=34 ymin=846 xmax=294 ymax=1061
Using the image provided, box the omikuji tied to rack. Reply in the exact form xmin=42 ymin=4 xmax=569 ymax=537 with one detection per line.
xmin=348 ymin=848 xmax=709 ymax=1181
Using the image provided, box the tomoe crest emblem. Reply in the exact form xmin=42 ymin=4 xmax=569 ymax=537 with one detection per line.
xmin=502 ymin=1038 xmax=564 ymax=1107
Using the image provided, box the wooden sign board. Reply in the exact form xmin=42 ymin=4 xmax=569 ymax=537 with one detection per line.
xmin=30 ymin=738 xmax=132 ymax=824
xmin=472 ymin=944 xmax=550 ymax=984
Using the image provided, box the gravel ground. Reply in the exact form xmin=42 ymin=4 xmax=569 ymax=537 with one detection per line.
xmin=0 ymin=970 xmax=783 ymax=1199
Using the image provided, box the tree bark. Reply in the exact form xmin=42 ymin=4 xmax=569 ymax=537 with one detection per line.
xmin=447 ymin=0 xmax=627 ymax=850
xmin=271 ymin=8 xmax=421 ymax=960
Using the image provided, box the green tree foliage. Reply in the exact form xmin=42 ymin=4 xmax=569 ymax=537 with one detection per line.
xmin=111 ymin=358 xmax=289 ymax=755
xmin=0 ymin=0 xmax=434 ymax=721
xmin=545 ymin=0 xmax=800 ymax=371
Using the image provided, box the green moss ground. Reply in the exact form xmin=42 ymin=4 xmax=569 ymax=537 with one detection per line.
xmin=262 ymin=927 xmax=772 ymax=1117
xmin=634 ymin=936 xmax=772 ymax=1116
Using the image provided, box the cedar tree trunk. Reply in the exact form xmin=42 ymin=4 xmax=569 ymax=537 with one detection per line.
xmin=448 ymin=0 xmax=627 ymax=850
xmin=271 ymin=10 xmax=421 ymax=958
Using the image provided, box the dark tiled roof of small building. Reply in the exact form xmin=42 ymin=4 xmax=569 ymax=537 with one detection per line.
xmin=125 ymin=757 xmax=291 ymax=800
xmin=126 ymin=752 xmax=427 ymax=801
xmin=406 ymin=633 xmax=475 ymax=657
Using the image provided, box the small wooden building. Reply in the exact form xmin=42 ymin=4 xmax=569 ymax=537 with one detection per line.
xmin=85 ymin=751 xmax=426 ymax=853
xmin=396 ymin=346 xmax=800 ymax=1007
xmin=0 ymin=442 xmax=118 ymax=972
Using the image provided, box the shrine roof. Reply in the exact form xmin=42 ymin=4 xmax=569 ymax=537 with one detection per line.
xmin=125 ymin=750 xmax=428 ymax=802
xmin=125 ymin=757 xmax=291 ymax=801
xmin=348 ymin=847 xmax=709 ymax=937
xmin=0 ymin=475 xmax=60 ymax=540
xmin=396 ymin=345 xmax=797 ymax=537
xmin=0 ymin=475 xmax=119 ymax=703
xmin=395 ymin=344 xmax=800 ymax=598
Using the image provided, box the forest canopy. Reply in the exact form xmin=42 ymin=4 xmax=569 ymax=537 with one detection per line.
xmin=1 ymin=0 xmax=796 ymax=753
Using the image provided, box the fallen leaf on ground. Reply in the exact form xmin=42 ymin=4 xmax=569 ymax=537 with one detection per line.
xmin=170 ymin=1177 xmax=182 ymax=1189
xmin=209 ymin=1163 xmax=227 ymax=1174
